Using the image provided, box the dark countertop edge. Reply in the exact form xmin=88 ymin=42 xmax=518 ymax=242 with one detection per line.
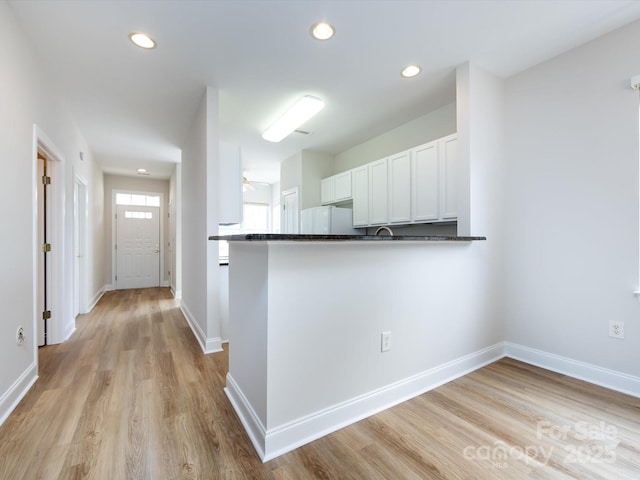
xmin=209 ymin=234 xmax=486 ymax=242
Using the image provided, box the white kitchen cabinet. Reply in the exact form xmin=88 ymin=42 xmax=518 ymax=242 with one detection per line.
xmin=440 ymin=134 xmax=457 ymax=220
xmin=351 ymin=165 xmax=369 ymax=227
xmin=388 ymin=150 xmax=412 ymax=224
xmin=321 ymin=171 xmax=352 ymax=205
xmin=334 ymin=171 xmax=352 ymax=202
xmin=368 ymin=158 xmax=388 ymax=225
xmin=320 ymin=132 xmax=457 ymax=229
xmin=411 ymin=141 xmax=439 ymax=222
xmin=320 ymin=177 xmax=335 ymax=205
xmin=411 ymin=134 xmax=458 ymax=223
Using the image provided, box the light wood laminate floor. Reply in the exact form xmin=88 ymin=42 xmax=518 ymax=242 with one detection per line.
xmin=0 ymin=288 xmax=638 ymax=479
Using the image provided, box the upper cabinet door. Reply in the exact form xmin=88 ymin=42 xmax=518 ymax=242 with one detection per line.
xmin=321 ymin=177 xmax=335 ymax=205
xmin=440 ymin=135 xmax=457 ymax=220
xmin=352 ymin=166 xmax=369 ymax=227
xmin=388 ymin=150 xmax=412 ymax=224
xmin=321 ymin=171 xmax=352 ymax=205
xmin=369 ymin=158 xmax=388 ymax=225
xmin=411 ymin=141 xmax=439 ymax=222
xmin=334 ymin=171 xmax=352 ymax=202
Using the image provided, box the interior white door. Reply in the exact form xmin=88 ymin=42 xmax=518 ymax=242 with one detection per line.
xmin=116 ymin=205 xmax=160 ymax=289
xmin=281 ymin=188 xmax=299 ymax=234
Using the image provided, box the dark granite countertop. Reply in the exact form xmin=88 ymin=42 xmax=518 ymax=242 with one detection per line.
xmin=209 ymin=234 xmax=486 ymax=242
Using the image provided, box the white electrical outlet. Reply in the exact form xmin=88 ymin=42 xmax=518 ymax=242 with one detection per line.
xmin=609 ymin=321 xmax=624 ymax=339
xmin=16 ymin=327 xmax=26 ymax=346
xmin=381 ymin=331 xmax=391 ymax=352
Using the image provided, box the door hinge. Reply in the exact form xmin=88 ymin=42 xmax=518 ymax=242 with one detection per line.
xmin=41 ymin=175 xmax=51 ymax=185
xmin=42 ymin=243 xmax=51 ymax=252
xmin=42 ymin=310 xmax=51 ymax=320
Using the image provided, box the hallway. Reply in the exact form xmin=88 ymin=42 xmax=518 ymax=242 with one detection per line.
xmin=0 ymin=288 xmax=247 ymax=479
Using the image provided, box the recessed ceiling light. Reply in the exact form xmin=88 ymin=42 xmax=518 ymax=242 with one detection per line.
xmin=311 ymin=21 xmax=335 ymax=41
xmin=129 ymin=32 xmax=156 ymax=49
xmin=137 ymin=168 xmax=150 ymax=175
xmin=262 ymin=96 xmax=325 ymax=143
xmin=401 ymin=65 xmax=422 ymax=78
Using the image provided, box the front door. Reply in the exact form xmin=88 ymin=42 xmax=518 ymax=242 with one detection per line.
xmin=116 ymin=205 xmax=160 ymax=289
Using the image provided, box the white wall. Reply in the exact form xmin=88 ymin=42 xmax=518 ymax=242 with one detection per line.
xmin=102 ymin=174 xmax=171 ymax=288
xmin=0 ymin=0 xmax=102 ymax=424
xmin=504 ymin=20 xmax=640 ymax=376
xmin=279 ymin=150 xmax=333 ymax=212
xmin=333 ymin=102 xmax=457 ymax=173
xmin=280 ymin=151 xmax=302 ymax=194
xmin=266 ymin=242 xmax=505 ymax=427
xmin=300 ymin=151 xmax=334 ymax=210
xmin=180 ymin=87 xmax=222 ymax=354
xmin=88 ymin=156 xmax=105 ymax=308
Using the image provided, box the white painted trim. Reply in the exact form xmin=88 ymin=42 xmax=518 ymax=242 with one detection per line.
xmin=0 ymin=363 xmax=38 ymax=428
xmin=170 ymin=286 xmax=182 ymax=299
xmin=104 ymin=284 xmax=115 ymax=292
xmin=87 ymin=287 xmax=105 ymax=312
xmin=228 ymin=342 xmax=505 ymax=462
xmin=179 ymin=302 xmax=223 ymax=354
xmin=226 ymin=337 xmax=640 ymax=462
xmin=505 ymin=342 xmax=640 ymax=398
xmin=61 ymin=323 xmax=76 ymax=343
xmin=225 ymin=374 xmax=267 ymax=460
xmin=73 ymin=173 xmax=89 ymax=315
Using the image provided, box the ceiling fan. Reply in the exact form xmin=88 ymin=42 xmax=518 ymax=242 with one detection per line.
xmin=242 ymin=176 xmax=271 ymax=192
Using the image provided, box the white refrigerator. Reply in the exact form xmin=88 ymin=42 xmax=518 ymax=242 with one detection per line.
xmin=300 ymin=206 xmax=361 ymax=235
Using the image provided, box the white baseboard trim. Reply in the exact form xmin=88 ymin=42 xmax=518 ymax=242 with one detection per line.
xmin=505 ymin=342 xmax=640 ymax=398
xmin=86 ymin=287 xmax=105 ymax=313
xmin=226 ymin=341 xmax=640 ymax=462
xmin=104 ymin=284 xmax=115 ymax=292
xmin=225 ymin=374 xmax=267 ymax=460
xmin=62 ymin=322 xmax=76 ymax=343
xmin=0 ymin=362 xmax=38 ymax=428
xmin=179 ymin=302 xmax=223 ymax=355
xmin=170 ymin=286 xmax=182 ymax=299
xmin=227 ymin=342 xmax=505 ymax=462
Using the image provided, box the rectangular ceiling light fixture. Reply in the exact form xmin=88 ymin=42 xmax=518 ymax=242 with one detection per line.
xmin=262 ymin=95 xmax=324 ymax=142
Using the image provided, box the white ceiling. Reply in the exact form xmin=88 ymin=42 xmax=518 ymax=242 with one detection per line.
xmin=8 ymin=0 xmax=640 ymax=183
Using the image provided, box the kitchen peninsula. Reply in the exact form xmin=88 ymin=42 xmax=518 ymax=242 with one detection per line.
xmin=210 ymin=233 xmax=487 ymax=461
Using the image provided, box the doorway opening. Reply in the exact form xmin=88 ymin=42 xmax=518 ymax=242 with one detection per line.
xmin=34 ymin=125 xmax=69 ymax=346
xmin=74 ymin=177 xmax=88 ymax=316
xmin=281 ymin=187 xmax=299 ymax=234
xmin=36 ymin=152 xmax=51 ymax=346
